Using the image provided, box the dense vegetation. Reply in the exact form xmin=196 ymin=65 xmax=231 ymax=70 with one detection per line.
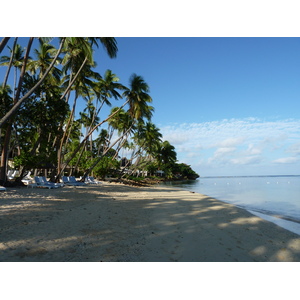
xmin=0 ymin=37 xmax=199 ymax=186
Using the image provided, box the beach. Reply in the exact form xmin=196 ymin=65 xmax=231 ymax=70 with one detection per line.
xmin=1 ymin=182 xmax=300 ymax=262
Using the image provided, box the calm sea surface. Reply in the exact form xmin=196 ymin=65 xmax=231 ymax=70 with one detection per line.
xmin=162 ymin=176 xmax=300 ymax=223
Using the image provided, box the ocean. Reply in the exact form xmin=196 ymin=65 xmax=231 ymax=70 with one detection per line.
xmin=162 ymin=175 xmax=300 ymax=236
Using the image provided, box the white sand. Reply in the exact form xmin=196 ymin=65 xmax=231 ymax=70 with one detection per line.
xmin=1 ymin=182 xmax=300 ymax=261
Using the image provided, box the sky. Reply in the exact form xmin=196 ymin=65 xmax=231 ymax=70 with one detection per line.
xmin=96 ymin=37 xmax=300 ymax=176
xmin=1 ymin=37 xmax=300 ymax=177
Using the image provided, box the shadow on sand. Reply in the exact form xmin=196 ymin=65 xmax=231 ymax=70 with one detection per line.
xmin=1 ymin=185 xmax=300 ymax=262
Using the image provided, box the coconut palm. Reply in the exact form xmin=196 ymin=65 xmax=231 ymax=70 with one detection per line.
xmin=134 ymin=121 xmax=162 ymax=157
xmin=93 ymin=69 xmax=125 ymax=113
xmin=81 ymin=74 xmax=154 ymax=179
xmin=123 ymin=73 xmax=154 ymax=121
xmin=27 ymin=41 xmax=62 ymax=84
xmin=0 ymin=42 xmax=25 ymax=97
xmin=0 ymin=37 xmax=65 ymax=128
xmin=156 ymin=140 xmax=177 ymax=169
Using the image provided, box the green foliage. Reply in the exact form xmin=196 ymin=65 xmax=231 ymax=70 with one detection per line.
xmin=0 ymin=85 xmax=12 ymax=119
xmin=93 ymin=156 xmax=119 ymax=179
xmin=145 ymin=162 xmax=158 ymax=175
xmin=13 ymin=151 xmax=56 ymax=169
xmin=172 ymin=163 xmax=200 ymax=180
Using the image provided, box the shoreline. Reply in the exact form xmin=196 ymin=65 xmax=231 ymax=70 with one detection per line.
xmin=1 ymin=183 xmax=300 ymax=261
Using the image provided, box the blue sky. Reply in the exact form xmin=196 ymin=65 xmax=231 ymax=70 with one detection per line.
xmin=1 ymin=37 xmax=300 ymax=176
xmin=93 ymin=37 xmax=300 ymax=176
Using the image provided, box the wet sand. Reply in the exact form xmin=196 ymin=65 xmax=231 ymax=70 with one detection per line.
xmin=1 ymin=182 xmax=300 ymax=262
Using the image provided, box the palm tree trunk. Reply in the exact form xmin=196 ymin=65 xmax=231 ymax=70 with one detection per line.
xmin=0 ymin=37 xmax=10 ymax=53
xmin=0 ymin=37 xmax=33 ymax=184
xmin=0 ymin=37 xmax=66 ymax=128
xmin=57 ymin=94 xmax=78 ymax=179
xmin=55 ymin=100 xmax=130 ymax=181
xmin=13 ymin=37 xmax=34 ymax=103
xmin=82 ymin=127 xmax=132 ymax=180
xmin=60 ymin=56 xmax=88 ymax=100
xmin=2 ymin=38 xmax=18 ymax=89
xmin=0 ymin=125 xmax=12 ymax=184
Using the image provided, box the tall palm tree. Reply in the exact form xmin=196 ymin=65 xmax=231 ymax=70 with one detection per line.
xmin=134 ymin=121 xmax=162 ymax=157
xmin=81 ymin=75 xmax=154 ymax=179
xmin=1 ymin=38 xmax=17 ymax=89
xmin=0 ymin=43 xmax=25 ymax=97
xmin=0 ymin=39 xmax=31 ymax=184
xmin=123 ymin=73 xmax=154 ymax=121
xmin=156 ymin=140 xmax=177 ymax=169
xmin=54 ymin=38 xmax=118 ymax=181
xmin=27 ymin=41 xmax=62 ymax=85
xmin=0 ymin=37 xmax=65 ymax=128
xmin=93 ymin=69 xmax=125 ymax=113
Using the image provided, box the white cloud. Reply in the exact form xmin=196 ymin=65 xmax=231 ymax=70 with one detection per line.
xmin=287 ymin=142 xmax=300 ymax=155
xmin=244 ymin=143 xmax=262 ymax=155
xmin=208 ymin=147 xmax=236 ymax=163
xmin=160 ymin=118 xmax=300 ymax=175
xmin=230 ymin=156 xmax=263 ymax=165
xmin=273 ymin=157 xmax=300 ymax=164
xmin=211 ymin=137 xmax=245 ymax=148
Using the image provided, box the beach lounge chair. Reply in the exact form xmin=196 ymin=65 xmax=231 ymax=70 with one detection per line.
xmin=21 ymin=171 xmax=34 ymax=185
xmin=86 ymin=176 xmax=102 ymax=184
xmin=69 ymin=176 xmax=87 ymax=186
xmin=7 ymin=170 xmax=18 ymax=180
xmin=34 ymin=176 xmax=60 ymax=189
xmin=62 ymin=176 xmax=86 ymax=186
xmin=40 ymin=176 xmax=64 ymax=188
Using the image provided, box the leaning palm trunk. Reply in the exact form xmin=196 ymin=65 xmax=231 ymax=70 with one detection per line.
xmin=60 ymin=56 xmax=88 ymax=101
xmin=2 ymin=38 xmax=18 ymax=88
xmin=57 ymin=95 xmax=78 ymax=177
xmin=0 ymin=37 xmax=33 ymax=183
xmin=0 ymin=38 xmax=66 ymax=128
xmin=81 ymin=127 xmax=133 ymax=180
xmin=55 ymin=100 xmax=130 ymax=181
xmin=0 ymin=37 xmax=10 ymax=54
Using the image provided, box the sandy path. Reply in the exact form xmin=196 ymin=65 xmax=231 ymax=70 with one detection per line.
xmin=1 ymin=183 xmax=300 ymax=261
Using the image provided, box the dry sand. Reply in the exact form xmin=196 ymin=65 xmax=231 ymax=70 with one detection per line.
xmin=1 ymin=182 xmax=300 ymax=262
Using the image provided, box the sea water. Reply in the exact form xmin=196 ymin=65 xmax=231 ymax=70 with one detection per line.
xmin=163 ymin=176 xmax=300 ymax=235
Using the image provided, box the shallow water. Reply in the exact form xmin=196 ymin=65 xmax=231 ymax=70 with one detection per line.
xmin=163 ymin=176 xmax=300 ymax=235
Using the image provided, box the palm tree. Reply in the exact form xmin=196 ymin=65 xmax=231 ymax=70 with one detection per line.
xmin=81 ymin=75 xmax=154 ymax=179
xmin=27 ymin=41 xmax=62 ymax=85
xmin=1 ymin=38 xmax=17 ymax=89
xmin=0 ymin=42 xmax=25 ymax=97
xmin=93 ymin=69 xmax=125 ymax=113
xmin=0 ymin=37 xmax=66 ymax=128
xmin=134 ymin=121 xmax=162 ymax=157
xmin=88 ymin=37 xmax=118 ymax=59
xmin=0 ymin=39 xmax=31 ymax=184
xmin=127 ymin=121 xmax=162 ymax=177
xmin=56 ymin=37 xmax=104 ymax=178
xmin=156 ymin=140 xmax=177 ymax=171
xmin=123 ymin=73 xmax=154 ymax=120
xmin=53 ymin=38 xmax=118 ymax=181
